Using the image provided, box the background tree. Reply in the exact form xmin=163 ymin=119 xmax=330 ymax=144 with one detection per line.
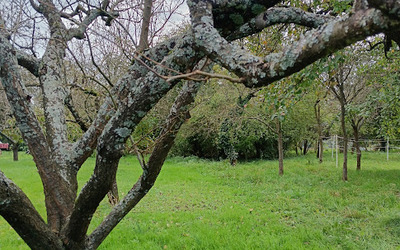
xmin=249 ymin=78 xmax=305 ymax=175
xmin=324 ymin=48 xmax=369 ymax=179
xmin=312 ymin=85 xmax=329 ymax=163
xmin=362 ymin=47 xmax=400 ymax=146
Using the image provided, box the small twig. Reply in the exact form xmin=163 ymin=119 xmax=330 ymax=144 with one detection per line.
xmin=129 ymin=136 xmax=147 ymax=171
xmin=134 ymin=53 xmax=243 ymax=84
xmin=66 ymin=46 xmax=117 ymax=108
xmin=87 ymin=33 xmax=114 ymax=87
xmin=135 ymin=51 xmax=183 ymax=76
xmin=166 ymin=70 xmax=244 ymax=83
xmin=133 ymin=54 xmax=169 ymax=81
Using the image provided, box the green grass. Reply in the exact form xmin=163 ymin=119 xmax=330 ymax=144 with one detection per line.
xmin=1 ymin=151 xmax=400 ymax=249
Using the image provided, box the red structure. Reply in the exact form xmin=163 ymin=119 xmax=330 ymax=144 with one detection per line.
xmin=0 ymin=143 xmax=9 ymax=150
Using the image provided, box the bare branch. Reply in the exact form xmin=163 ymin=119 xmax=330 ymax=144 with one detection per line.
xmin=86 ymin=34 xmax=114 ymax=87
xmin=29 ymin=0 xmax=42 ymax=14
xmin=166 ymin=69 xmax=244 ymax=83
xmin=65 ymin=94 xmax=89 ymax=131
xmin=67 ymin=9 xmax=119 ymax=40
xmin=129 ymin=135 xmax=147 ymax=170
xmin=137 ymin=0 xmax=153 ymax=52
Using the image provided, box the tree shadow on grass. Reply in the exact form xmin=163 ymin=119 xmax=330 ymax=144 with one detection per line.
xmin=352 ymin=169 xmax=400 ymax=183
xmin=384 ymin=217 xmax=400 ymax=237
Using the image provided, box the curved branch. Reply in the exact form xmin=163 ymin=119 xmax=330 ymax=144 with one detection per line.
xmin=0 ymin=28 xmax=51 ymax=167
xmin=227 ymin=7 xmax=333 ymax=41
xmin=16 ymin=51 xmax=40 ymax=77
xmin=188 ymin=1 xmax=399 ymax=87
xmin=211 ymin=0 xmax=281 ymax=37
xmin=63 ymin=33 xmax=203 ymax=247
xmin=87 ymin=79 xmax=202 ymax=249
xmin=0 ymin=130 xmax=16 ymax=145
xmin=368 ymin=0 xmax=400 ymax=17
xmin=0 ymin=171 xmax=63 ymax=249
xmin=64 ymin=94 xmax=89 ymax=132
xmin=29 ymin=0 xmax=42 ymax=14
xmin=66 ymin=9 xmax=119 ymax=40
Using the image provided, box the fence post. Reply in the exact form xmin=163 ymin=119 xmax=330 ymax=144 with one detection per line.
xmin=387 ymin=138 xmax=389 ymax=161
xmin=336 ymin=135 xmax=339 ymax=168
xmin=331 ymin=135 xmax=334 ymax=159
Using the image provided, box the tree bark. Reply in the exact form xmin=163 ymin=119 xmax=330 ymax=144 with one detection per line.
xmin=352 ymin=121 xmax=362 ymax=171
xmin=107 ymin=180 xmax=119 ymax=206
xmin=12 ymin=143 xmax=19 ymax=161
xmin=314 ymin=100 xmax=323 ymax=163
xmin=303 ymin=140 xmax=308 ymax=155
xmin=276 ymin=119 xmax=284 ymax=176
xmin=0 ymin=171 xmax=63 ymax=249
xmin=339 ymin=100 xmax=348 ymax=181
xmin=137 ymin=0 xmax=153 ymax=52
xmin=86 ymin=80 xmax=202 ymax=249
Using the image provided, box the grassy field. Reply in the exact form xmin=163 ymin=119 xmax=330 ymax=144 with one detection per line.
xmin=0 ymin=150 xmax=400 ymax=249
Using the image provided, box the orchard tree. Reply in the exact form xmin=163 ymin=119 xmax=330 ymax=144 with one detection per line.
xmin=248 ymin=78 xmax=305 ymax=176
xmin=1 ymin=0 xmax=400 ymax=249
xmin=364 ymin=48 xmax=400 ymax=143
xmin=327 ymin=53 xmax=358 ymax=181
xmin=326 ymin=47 xmax=375 ymax=178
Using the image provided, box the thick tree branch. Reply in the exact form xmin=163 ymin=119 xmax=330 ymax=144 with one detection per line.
xmin=66 ymin=9 xmax=119 ymax=40
xmin=29 ymin=0 xmax=42 ymax=14
xmin=67 ymin=31 xmax=198 ymax=170
xmin=0 ymin=15 xmax=39 ymax=77
xmin=86 ymin=79 xmax=202 ymax=249
xmin=38 ymin=0 xmax=117 ymax=167
xmin=63 ymin=33 xmax=203 ymax=247
xmin=16 ymin=51 xmax=40 ymax=77
xmin=0 ymin=24 xmax=75 ymax=235
xmin=67 ymin=96 xmax=114 ymax=169
xmin=227 ymin=7 xmax=333 ymax=41
xmin=0 ymin=24 xmax=51 ymax=170
xmin=0 ymin=171 xmax=63 ymax=249
xmin=188 ymin=1 xmax=399 ymax=87
xmin=34 ymin=0 xmax=71 ymax=169
xmin=0 ymin=130 xmax=16 ymax=145
xmin=211 ymin=0 xmax=281 ymax=37
xmin=137 ymin=0 xmax=153 ymax=52
xmin=188 ymin=0 xmax=262 ymax=84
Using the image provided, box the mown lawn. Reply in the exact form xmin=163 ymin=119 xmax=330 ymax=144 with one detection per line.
xmin=1 ymin=150 xmax=400 ymax=249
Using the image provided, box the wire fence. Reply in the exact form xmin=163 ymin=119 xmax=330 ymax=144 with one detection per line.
xmin=323 ymin=136 xmax=398 ymax=167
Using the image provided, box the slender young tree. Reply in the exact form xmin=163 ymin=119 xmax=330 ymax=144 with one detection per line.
xmin=328 ymin=49 xmax=369 ymax=179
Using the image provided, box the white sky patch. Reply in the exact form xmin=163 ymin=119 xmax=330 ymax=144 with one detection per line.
xmin=154 ymin=0 xmax=190 ymax=40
